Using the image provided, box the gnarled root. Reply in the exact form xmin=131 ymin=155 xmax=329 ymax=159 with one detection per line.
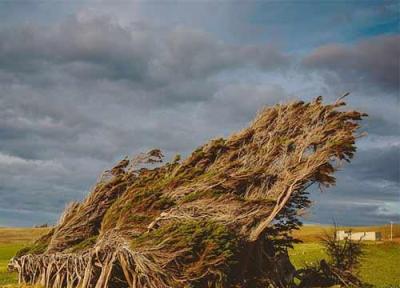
xmin=9 ymin=240 xmax=172 ymax=288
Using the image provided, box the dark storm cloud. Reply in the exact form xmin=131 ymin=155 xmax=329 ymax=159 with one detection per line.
xmin=308 ymin=164 xmax=400 ymax=225
xmin=305 ymin=126 xmax=400 ymax=225
xmin=302 ymin=34 xmax=400 ymax=92
xmin=363 ymin=115 xmax=400 ymax=136
xmin=0 ymin=18 xmax=154 ymax=82
xmin=0 ymin=16 xmax=293 ymax=225
xmin=0 ymin=8 xmax=398 ymax=226
xmin=309 ymin=198 xmax=399 ymax=226
xmin=351 ymin=145 xmax=400 ymax=183
xmin=0 ymin=18 xmax=289 ymax=88
xmin=0 ymin=208 xmax=59 ymax=227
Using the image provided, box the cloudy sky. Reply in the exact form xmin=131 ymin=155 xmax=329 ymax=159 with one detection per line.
xmin=0 ymin=0 xmax=398 ymax=227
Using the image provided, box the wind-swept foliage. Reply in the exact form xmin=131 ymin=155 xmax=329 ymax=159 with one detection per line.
xmin=9 ymin=97 xmax=366 ymax=287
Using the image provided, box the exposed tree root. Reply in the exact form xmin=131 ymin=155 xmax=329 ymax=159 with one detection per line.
xmin=10 ymin=235 xmax=172 ymax=288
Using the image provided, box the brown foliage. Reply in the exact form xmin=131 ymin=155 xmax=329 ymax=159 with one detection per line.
xmin=10 ymin=97 xmax=365 ymax=287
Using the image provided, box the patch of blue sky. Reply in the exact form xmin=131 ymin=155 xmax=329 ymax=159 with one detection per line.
xmin=356 ymin=18 xmax=398 ymax=38
xmin=248 ymin=1 xmax=397 ymax=51
xmin=0 ymin=1 xmax=82 ymax=26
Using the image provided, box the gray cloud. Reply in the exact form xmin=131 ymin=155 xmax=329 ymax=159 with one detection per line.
xmin=0 ymin=12 xmax=398 ymax=227
xmin=352 ymin=145 xmax=400 ymax=183
xmin=307 ymin=140 xmax=400 ymax=225
xmin=302 ymin=34 xmax=400 ymax=92
xmin=309 ymin=197 xmax=399 ymax=226
xmin=0 ymin=18 xmax=289 ymax=88
xmin=0 ymin=16 xmax=293 ymax=225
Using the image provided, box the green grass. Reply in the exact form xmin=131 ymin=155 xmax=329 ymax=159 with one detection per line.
xmin=289 ymin=242 xmax=400 ymax=287
xmin=0 ymin=227 xmax=49 ymax=287
xmin=0 ymin=243 xmax=26 ymax=287
xmin=359 ymin=243 xmax=400 ymax=287
xmin=0 ymin=226 xmax=399 ymax=287
xmin=288 ymin=224 xmax=400 ymax=286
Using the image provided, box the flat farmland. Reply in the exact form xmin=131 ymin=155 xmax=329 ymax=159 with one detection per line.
xmin=0 ymin=225 xmax=399 ymax=287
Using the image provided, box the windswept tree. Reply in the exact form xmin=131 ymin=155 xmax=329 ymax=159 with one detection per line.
xmin=9 ymin=96 xmax=366 ymax=288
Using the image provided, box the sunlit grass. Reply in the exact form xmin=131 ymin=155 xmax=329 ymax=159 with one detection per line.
xmin=1 ymin=225 xmax=399 ymax=287
xmin=0 ymin=227 xmax=49 ymax=287
xmin=0 ymin=243 xmax=25 ymax=287
xmin=289 ymin=241 xmax=400 ymax=287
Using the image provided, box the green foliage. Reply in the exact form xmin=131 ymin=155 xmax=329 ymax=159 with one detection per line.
xmin=180 ymin=189 xmax=224 ymax=204
xmin=69 ymin=236 xmax=98 ymax=253
xmin=131 ymin=219 xmax=239 ymax=287
xmin=322 ymin=230 xmax=363 ymax=271
xmin=128 ymin=214 xmax=153 ymax=224
xmin=132 ymin=220 xmax=238 ymax=259
xmin=152 ymin=196 xmax=175 ymax=209
xmin=264 ymin=189 xmax=311 ymax=253
xmin=173 ymin=154 xmax=181 ymax=163
xmin=15 ymin=242 xmax=47 ymax=257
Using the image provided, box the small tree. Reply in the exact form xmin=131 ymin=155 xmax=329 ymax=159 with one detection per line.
xmin=297 ymin=225 xmax=367 ymax=287
xmin=322 ymin=226 xmax=363 ymax=273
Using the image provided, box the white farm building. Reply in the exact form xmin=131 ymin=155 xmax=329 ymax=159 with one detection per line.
xmin=336 ymin=230 xmax=382 ymax=241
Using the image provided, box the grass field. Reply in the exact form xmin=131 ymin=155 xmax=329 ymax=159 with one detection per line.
xmin=289 ymin=242 xmax=400 ymax=287
xmin=289 ymin=224 xmax=400 ymax=287
xmin=0 ymin=225 xmax=399 ymax=287
xmin=0 ymin=227 xmax=50 ymax=288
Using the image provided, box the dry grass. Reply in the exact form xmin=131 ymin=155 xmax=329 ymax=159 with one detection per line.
xmin=0 ymin=228 xmax=49 ymax=288
xmin=292 ymin=224 xmax=400 ymax=242
xmin=0 ymin=228 xmax=50 ymax=245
